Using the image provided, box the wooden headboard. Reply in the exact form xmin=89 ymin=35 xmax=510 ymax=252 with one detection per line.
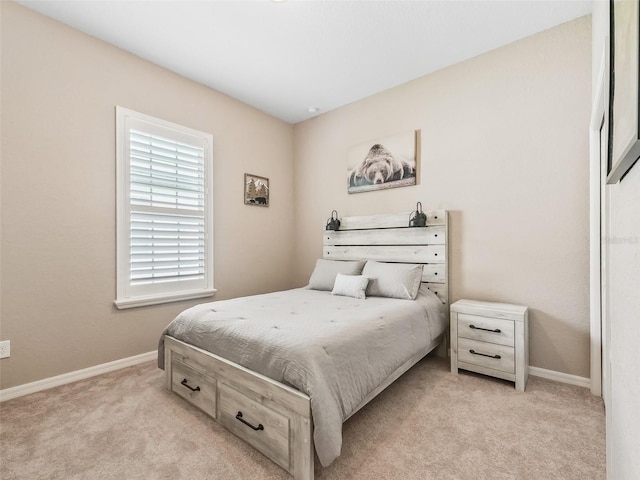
xmin=322 ymin=210 xmax=449 ymax=312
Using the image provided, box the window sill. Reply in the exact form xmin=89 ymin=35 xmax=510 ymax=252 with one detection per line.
xmin=114 ymin=289 xmax=217 ymax=310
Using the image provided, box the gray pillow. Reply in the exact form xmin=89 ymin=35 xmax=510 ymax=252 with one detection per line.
xmin=362 ymin=261 xmax=424 ymax=300
xmin=307 ymin=259 xmax=366 ymax=291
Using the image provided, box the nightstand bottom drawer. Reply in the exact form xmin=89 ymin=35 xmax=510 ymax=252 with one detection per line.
xmin=457 ymin=337 xmax=515 ymax=374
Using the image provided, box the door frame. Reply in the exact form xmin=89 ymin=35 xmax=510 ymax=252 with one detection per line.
xmin=589 ymin=40 xmax=609 ymax=399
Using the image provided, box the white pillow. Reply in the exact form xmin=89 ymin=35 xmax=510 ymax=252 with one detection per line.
xmin=307 ymin=259 xmax=366 ymax=291
xmin=331 ymin=274 xmax=369 ymax=299
xmin=362 ymin=261 xmax=424 ymax=300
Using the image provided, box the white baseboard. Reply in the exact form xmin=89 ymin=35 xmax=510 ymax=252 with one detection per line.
xmin=0 ymin=352 xmax=592 ymax=402
xmin=447 ymin=349 xmax=590 ymax=389
xmin=529 ymin=366 xmax=591 ymax=388
xmin=0 ymin=351 xmax=157 ymax=402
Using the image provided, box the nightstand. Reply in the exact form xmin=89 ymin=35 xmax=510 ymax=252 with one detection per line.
xmin=450 ymin=299 xmax=529 ymax=391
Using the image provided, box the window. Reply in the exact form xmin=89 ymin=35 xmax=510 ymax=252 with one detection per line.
xmin=115 ymin=107 xmax=214 ymax=309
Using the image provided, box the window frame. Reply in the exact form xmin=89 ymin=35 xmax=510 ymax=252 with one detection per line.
xmin=115 ymin=106 xmax=215 ymax=309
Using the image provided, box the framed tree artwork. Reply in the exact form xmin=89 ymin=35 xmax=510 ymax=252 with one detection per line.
xmin=244 ymin=173 xmax=269 ymax=207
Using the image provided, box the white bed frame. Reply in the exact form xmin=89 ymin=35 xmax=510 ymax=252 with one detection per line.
xmin=163 ymin=210 xmax=448 ymax=480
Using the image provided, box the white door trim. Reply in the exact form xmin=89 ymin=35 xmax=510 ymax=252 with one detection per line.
xmin=589 ymin=40 xmax=609 ymax=398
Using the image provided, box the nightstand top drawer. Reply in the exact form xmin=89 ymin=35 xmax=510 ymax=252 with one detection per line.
xmin=457 ymin=313 xmax=514 ymax=346
xmin=451 ymin=299 xmax=527 ymax=321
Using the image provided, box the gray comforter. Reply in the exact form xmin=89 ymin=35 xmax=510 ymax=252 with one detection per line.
xmin=158 ymin=286 xmax=446 ymax=467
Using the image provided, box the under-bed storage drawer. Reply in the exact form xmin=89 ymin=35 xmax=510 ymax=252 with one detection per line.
xmin=171 ymin=359 xmax=217 ymax=419
xmin=218 ymin=382 xmax=290 ymax=470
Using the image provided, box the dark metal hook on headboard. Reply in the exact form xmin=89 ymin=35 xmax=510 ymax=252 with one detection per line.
xmin=409 ymin=202 xmax=427 ymax=227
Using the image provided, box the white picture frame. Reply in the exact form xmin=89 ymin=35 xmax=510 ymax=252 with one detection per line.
xmin=607 ymin=0 xmax=640 ymax=183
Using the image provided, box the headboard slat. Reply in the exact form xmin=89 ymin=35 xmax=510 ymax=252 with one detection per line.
xmin=323 ymin=245 xmax=445 ymax=264
xmin=424 ymin=284 xmax=448 ymax=305
xmin=338 ymin=209 xmax=445 ymax=230
xmin=422 ymin=264 xmax=447 ymax=283
xmin=324 ymin=226 xmax=445 ymax=246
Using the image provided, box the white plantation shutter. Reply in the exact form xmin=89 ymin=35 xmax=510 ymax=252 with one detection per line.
xmin=129 ymin=212 xmax=205 ymax=286
xmin=115 ymin=107 xmax=214 ymax=309
xmin=129 ymin=131 xmax=206 ymax=286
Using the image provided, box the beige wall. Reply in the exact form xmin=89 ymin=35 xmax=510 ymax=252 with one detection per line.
xmin=0 ymin=4 xmax=596 ymax=390
xmin=0 ymin=2 xmax=295 ymax=389
xmin=592 ymin=2 xmax=640 ymax=477
xmin=293 ymin=16 xmax=592 ymax=378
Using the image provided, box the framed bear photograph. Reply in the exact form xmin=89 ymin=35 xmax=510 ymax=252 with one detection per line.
xmin=346 ymin=130 xmax=419 ymax=194
xmin=244 ymin=173 xmax=269 ymax=207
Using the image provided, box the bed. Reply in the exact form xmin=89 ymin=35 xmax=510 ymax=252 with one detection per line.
xmin=158 ymin=210 xmax=449 ymax=480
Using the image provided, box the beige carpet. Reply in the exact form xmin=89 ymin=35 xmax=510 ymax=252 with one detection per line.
xmin=0 ymin=355 xmax=605 ymax=480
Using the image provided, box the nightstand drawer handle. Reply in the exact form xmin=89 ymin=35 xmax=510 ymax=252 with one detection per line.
xmin=469 ymin=349 xmax=501 ymax=360
xmin=469 ymin=324 xmax=501 ymax=333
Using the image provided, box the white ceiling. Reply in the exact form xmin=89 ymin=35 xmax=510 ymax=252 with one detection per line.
xmin=17 ymin=0 xmax=593 ymax=124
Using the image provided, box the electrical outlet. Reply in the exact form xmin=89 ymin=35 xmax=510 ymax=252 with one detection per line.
xmin=0 ymin=340 xmax=10 ymax=359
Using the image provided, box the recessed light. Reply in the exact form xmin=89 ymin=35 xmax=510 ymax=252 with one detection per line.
xmin=307 ymin=106 xmax=319 ymax=114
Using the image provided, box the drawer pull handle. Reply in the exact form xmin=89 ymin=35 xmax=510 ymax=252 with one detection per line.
xmin=180 ymin=378 xmax=201 ymax=392
xmin=469 ymin=324 xmax=501 ymax=333
xmin=469 ymin=349 xmax=501 ymax=360
xmin=236 ymin=411 xmax=264 ymax=431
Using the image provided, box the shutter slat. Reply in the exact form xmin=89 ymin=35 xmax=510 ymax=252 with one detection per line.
xmin=131 ymin=252 xmax=203 ymax=259
xmin=130 ymin=166 xmax=202 ymax=178
xmin=130 ymin=153 xmax=203 ymax=174
xmin=129 ymin=170 xmax=204 ymax=192
xmin=128 ymin=211 xmax=204 ymax=223
xmin=130 ymin=183 xmax=203 ymax=198
xmin=130 ymin=166 xmax=203 ymax=182
xmin=131 ymin=259 xmax=203 ymax=268
xmin=131 ymin=272 xmax=204 ymax=285
xmin=131 ymin=224 xmax=201 ymax=233
xmin=130 ymin=131 xmax=203 ymax=157
xmin=130 ymin=147 xmax=202 ymax=165
xmin=130 ymin=191 xmax=202 ymax=203
xmin=131 ymin=199 xmax=202 ymax=210
xmin=130 ymin=132 xmax=203 ymax=155
xmin=130 ymin=142 xmax=203 ymax=165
